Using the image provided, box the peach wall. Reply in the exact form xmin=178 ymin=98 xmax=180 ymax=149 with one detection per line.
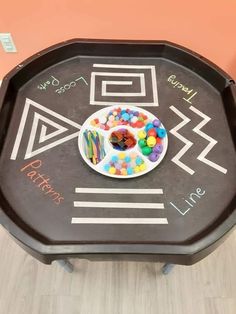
xmin=0 ymin=0 xmax=236 ymax=79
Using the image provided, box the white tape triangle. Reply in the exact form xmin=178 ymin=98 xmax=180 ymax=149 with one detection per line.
xmin=37 ymin=114 xmax=68 ymax=143
xmin=10 ymin=98 xmax=81 ymax=160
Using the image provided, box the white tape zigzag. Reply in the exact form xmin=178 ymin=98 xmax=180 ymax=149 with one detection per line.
xmin=190 ymin=106 xmax=227 ymax=174
xmin=169 ymin=106 xmax=195 ymax=175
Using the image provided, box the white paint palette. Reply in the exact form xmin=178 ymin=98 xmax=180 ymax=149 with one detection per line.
xmin=78 ymin=106 xmax=168 ymax=178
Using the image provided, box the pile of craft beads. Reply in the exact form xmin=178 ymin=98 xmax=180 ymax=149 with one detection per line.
xmin=90 ymin=107 xmax=149 ymax=130
xmin=137 ymin=119 xmax=167 ymax=162
xmin=83 ymin=130 xmax=106 ymax=165
xmin=109 ymin=129 xmax=136 ymax=151
xmin=104 ymin=152 xmax=146 ymax=176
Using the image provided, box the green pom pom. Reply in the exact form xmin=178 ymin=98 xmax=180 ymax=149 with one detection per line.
xmin=138 ymin=139 xmax=147 ymax=148
xmin=142 ymin=146 xmax=152 ymax=156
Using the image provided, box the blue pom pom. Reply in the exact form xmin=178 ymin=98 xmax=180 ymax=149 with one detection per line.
xmin=135 ymin=157 xmax=143 ymax=165
xmin=104 ymin=164 xmax=110 ymax=171
xmin=157 ymin=128 xmax=167 ymax=138
xmin=145 ymin=123 xmax=154 ymax=132
xmin=111 ymin=155 xmax=119 ymax=163
xmin=125 ymin=156 xmax=131 ymax=163
xmin=127 ymin=167 xmax=133 ymax=175
xmin=122 ymin=113 xmax=130 ymax=121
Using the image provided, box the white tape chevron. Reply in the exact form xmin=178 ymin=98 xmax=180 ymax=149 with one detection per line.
xmin=169 ymin=106 xmax=194 ymax=175
xmin=190 ymin=106 xmax=227 ymax=174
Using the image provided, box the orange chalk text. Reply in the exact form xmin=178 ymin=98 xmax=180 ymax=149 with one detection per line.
xmin=20 ymin=159 xmax=64 ymax=205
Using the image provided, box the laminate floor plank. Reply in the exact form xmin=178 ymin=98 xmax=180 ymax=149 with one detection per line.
xmin=0 ymin=226 xmax=235 ymax=314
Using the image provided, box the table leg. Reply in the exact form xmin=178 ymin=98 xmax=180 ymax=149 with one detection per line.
xmin=162 ymin=263 xmax=175 ymax=275
xmin=56 ymin=259 xmax=74 ymax=273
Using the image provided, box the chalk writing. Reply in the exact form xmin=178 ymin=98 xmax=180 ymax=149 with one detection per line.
xmin=169 ymin=186 xmax=206 ymax=215
xmin=183 ymin=92 xmax=198 ymax=104
xmin=55 ymin=77 xmax=88 ymax=95
xmin=20 ymin=159 xmax=64 ymax=205
xmin=37 ymin=76 xmax=60 ymax=90
xmin=167 ymin=75 xmax=198 ymax=104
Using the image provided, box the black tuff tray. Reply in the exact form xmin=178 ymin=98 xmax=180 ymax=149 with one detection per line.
xmin=0 ymin=40 xmax=235 ymax=265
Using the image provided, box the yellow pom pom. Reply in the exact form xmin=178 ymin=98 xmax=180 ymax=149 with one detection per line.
xmin=147 ymin=136 xmax=156 ymax=147
xmin=109 ymin=167 xmax=116 ymax=174
xmin=139 ymin=163 xmax=146 ymax=171
xmin=118 ymin=152 xmax=126 ymax=159
xmin=134 ymin=166 xmax=140 ymax=173
xmin=138 ymin=130 xmax=147 ymax=139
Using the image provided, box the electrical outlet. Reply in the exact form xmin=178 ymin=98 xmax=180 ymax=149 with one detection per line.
xmin=0 ymin=33 xmax=17 ymax=52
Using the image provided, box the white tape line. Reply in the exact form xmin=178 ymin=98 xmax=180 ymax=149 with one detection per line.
xmin=75 ymin=188 xmax=163 ymax=194
xmin=73 ymin=201 xmax=164 ymax=209
xmin=71 ymin=218 xmax=168 ymax=224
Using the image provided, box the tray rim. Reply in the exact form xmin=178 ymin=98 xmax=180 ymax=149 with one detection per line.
xmin=0 ymin=39 xmax=235 ymax=263
xmin=0 ymin=38 xmax=235 ymax=86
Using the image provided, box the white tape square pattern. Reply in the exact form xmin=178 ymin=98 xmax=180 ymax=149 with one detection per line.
xmin=90 ymin=64 xmax=159 ymax=106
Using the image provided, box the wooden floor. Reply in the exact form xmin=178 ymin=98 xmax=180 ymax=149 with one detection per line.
xmin=0 ymin=227 xmax=235 ymax=314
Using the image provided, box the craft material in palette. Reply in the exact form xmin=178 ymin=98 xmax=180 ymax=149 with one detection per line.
xmin=79 ymin=106 xmax=168 ymax=178
xmin=82 ymin=130 xmax=106 ymax=165
xmin=109 ymin=129 xmax=136 ymax=151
